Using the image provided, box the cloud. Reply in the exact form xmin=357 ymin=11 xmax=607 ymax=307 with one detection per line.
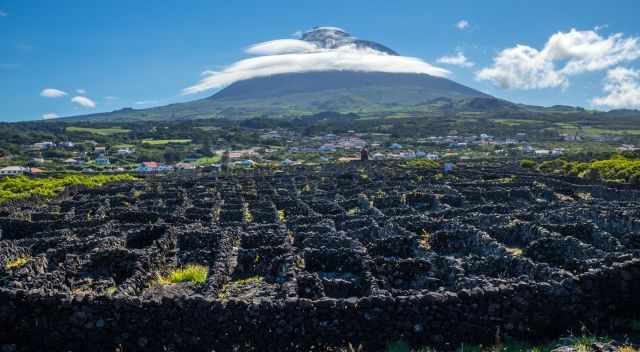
xmin=592 ymin=67 xmax=640 ymax=109
xmin=476 ymin=28 xmax=640 ymax=90
xmin=456 ymin=20 xmax=470 ymax=30
xmin=71 ymin=96 xmax=96 ymax=108
xmin=135 ymin=100 xmax=159 ymax=105
xmin=40 ymin=88 xmax=68 ymax=98
xmin=183 ymin=33 xmax=449 ymax=95
xmin=76 ymin=89 xmax=87 ymax=94
xmin=476 ymin=45 xmax=567 ymax=89
xmin=42 ymin=113 xmax=59 ymax=120
xmin=246 ymin=39 xmax=318 ymax=55
xmin=104 ymin=96 xmax=119 ymax=100
xmin=437 ymin=51 xmax=474 ymax=67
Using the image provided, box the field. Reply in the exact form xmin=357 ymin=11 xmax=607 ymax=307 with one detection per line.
xmin=65 ymin=126 xmax=131 ymax=135
xmin=141 ymin=139 xmax=192 ymax=145
xmin=193 ymin=155 xmax=222 ymax=166
xmin=553 ymin=123 xmax=640 ymax=136
xmin=1 ymin=161 xmax=639 ymax=351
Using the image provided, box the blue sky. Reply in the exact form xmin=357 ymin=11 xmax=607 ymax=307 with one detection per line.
xmin=1 ymin=0 xmax=639 ymax=122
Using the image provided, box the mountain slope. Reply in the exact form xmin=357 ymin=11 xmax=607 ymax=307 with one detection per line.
xmin=61 ymin=71 xmax=496 ymax=122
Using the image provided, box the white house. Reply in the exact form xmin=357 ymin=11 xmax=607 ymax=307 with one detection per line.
xmin=426 ymin=153 xmax=440 ymax=161
xmin=0 ymin=166 xmax=29 ymax=176
xmin=32 ymin=141 xmax=55 ymax=150
xmin=116 ymin=148 xmax=133 ymax=156
xmin=319 ymin=144 xmax=337 ymax=152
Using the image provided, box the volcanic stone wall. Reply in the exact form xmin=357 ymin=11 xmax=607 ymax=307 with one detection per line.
xmin=0 ymin=162 xmax=639 ymax=351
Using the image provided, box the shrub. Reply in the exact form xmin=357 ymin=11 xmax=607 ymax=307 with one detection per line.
xmin=0 ymin=174 xmax=137 ymax=203
xmin=519 ymin=159 xmax=536 ymax=168
xmin=156 ymin=265 xmax=209 ymax=285
xmin=5 ymin=256 xmax=30 ymax=270
xmin=402 ymin=159 xmax=439 ymax=170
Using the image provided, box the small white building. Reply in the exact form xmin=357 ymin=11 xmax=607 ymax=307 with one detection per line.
xmin=116 ymin=148 xmax=133 ymax=156
xmin=319 ymin=144 xmax=337 ymax=152
xmin=0 ymin=166 xmax=29 ymax=176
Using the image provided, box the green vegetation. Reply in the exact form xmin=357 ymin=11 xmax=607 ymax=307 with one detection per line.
xmin=66 ymin=126 xmax=131 ymax=135
xmin=193 ymin=155 xmax=222 ymax=166
xmin=156 ymin=265 xmax=209 ymax=285
xmin=5 ymin=256 xmax=30 ymax=270
xmin=402 ymin=159 xmax=440 ymax=170
xmin=492 ymin=118 xmax=544 ymax=126
xmin=141 ymin=139 xmax=192 ymax=145
xmin=505 ymin=247 xmax=524 ymax=256
xmin=539 ymin=156 xmax=640 ymax=184
xmin=0 ymin=174 xmax=137 ymax=203
xmin=519 ymin=160 xmax=537 ymax=168
xmin=218 ymin=276 xmax=263 ymax=299
xmin=376 ymin=335 xmax=630 ymax=352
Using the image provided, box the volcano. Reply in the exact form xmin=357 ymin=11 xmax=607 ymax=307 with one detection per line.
xmin=62 ymin=27 xmax=499 ymax=121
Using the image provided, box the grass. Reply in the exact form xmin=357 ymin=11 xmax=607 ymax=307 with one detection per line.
xmin=5 ymin=256 xmax=30 ymax=270
xmin=492 ymin=118 xmax=544 ymax=126
xmin=193 ymin=155 xmax=222 ymax=166
xmin=553 ymin=123 xmax=640 ymax=136
xmin=218 ymin=276 xmax=263 ymax=299
xmin=66 ymin=126 xmax=131 ymax=136
xmin=141 ymin=139 xmax=192 ymax=145
xmin=0 ymin=174 xmax=137 ymax=203
xmin=505 ymin=247 xmax=524 ymax=256
xmin=378 ymin=337 xmax=604 ymax=352
xmin=402 ymin=159 xmax=440 ymax=170
xmin=156 ymin=265 xmax=209 ymax=285
xmin=419 ymin=229 xmax=431 ymax=249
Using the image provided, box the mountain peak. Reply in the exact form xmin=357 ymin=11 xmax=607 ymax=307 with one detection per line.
xmin=301 ymin=27 xmax=398 ymax=55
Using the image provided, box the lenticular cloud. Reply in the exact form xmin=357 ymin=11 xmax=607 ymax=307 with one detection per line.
xmin=182 ymin=28 xmax=449 ymax=95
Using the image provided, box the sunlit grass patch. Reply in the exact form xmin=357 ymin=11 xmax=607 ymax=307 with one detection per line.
xmin=5 ymin=256 xmax=30 ymax=270
xmin=156 ymin=265 xmax=209 ymax=285
xmin=505 ymin=247 xmax=524 ymax=256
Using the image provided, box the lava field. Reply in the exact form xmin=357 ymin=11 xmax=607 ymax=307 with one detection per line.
xmin=1 ymin=162 xmax=640 ymax=351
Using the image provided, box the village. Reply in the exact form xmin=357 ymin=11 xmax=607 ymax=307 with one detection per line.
xmin=1 ymin=126 xmax=638 ymax=177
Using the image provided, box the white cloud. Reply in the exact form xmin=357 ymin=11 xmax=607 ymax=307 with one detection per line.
xmin=476 ymin=45 xmax=567 ymax=89
xmin=76 ymin=88 xmax=87 ymax=94
xmin=71 ymin=96 xmax=96 ymax=108
xmin=183 ymin=42 xmax=449 ymax=95
xmin=104 ymin=96 xmax=118 ymax=100
xmin=135 ymin=100 xmax=159 ymax=105
xmin=40 ymin=88 xmax=68 ymax=98
xmin=456 ymin=20 xmax=470 ymax=30
xmin=477 ymin=28 xmax=640 ymax=90
xmin=246 ymin=39 xmax=318 ymax=55
xmin=592 ymin=67 xmax=640 ymax=109
xmin=437 ymin=51 xmax=474 ymax=67
xmin=42 ymin=113 xmax=59 ymax=120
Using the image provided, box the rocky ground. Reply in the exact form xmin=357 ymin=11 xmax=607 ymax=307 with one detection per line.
xmin=0 ymin=161 xmax=639 ymax=351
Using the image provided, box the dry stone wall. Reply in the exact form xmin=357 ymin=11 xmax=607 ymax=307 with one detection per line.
xmin=0 ymin=162 xmax=639 ymax=351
